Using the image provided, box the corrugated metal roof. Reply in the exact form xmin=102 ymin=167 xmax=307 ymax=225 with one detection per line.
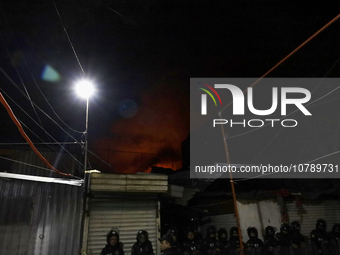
xmin=0 ymin=148 xmax=83 ymax=178
xmin=0 ymin=178 xmax=84 ymax=255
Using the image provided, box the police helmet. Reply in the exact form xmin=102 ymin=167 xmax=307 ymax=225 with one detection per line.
xmin=265 ymin=226 xmax=275 ymax=236
xmin=316 ymin=219 xmax=327 ymax=230
xmin=207 ymin=225 xmax=217 ymax=235
xmin=291 ymin=221 xmax=301 ymax=231
xmin=169 ymin=227 xmax=178 ymax=237
xmin=280 ymin=223 xmax=291 ymax=234
xmin=332 ymin=223 xmax=340 ymax=233
xmin=247 ymin=227 xmax=258 ymax=238
xmin=186 ymin=227 xmax=196 ymax=234
xmin=230 ymin=227 xmax=239 ymax=237
xmin=107 ymin=230 xmax=120 ymax=244
xmin=218 ymin=228 xmax=228 ymax=240
xmin=137 ymin=230 xmax=149 ymax=242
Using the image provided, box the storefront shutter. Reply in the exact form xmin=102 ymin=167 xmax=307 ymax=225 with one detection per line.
xmin=286 ymin=200 xmax=340 ymax=237
xmin=87 ymin=195 xmax=159 ymax=255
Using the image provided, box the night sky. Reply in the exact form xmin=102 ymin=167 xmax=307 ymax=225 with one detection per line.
xmin=1 ymin=0 xmax=340 ymax=174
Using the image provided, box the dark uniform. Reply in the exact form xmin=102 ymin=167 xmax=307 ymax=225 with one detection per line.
xmin=101 ymin=230 xmax=125 ymax=255
xmin=276 ymin=223 xmax=293 ymax=255
xmin=228 ymin=227 xmax=244 ymax=255
xmin=159 ymin=232 xmax=181 ymax=255
xmin=203 ymin=226 xmax=221 ymax=255
xmin=245 ymin=227 xmax=264 ymax=255
xmin=329 ymin=224 xmax=340 ymax=255
xmin=169 ymin=227 xmax=183 ymax=255
xmin=132 ymin=230 xmax=154 ymax=255
xmin=182 ymin=229 xmax=203 ymax=255
xmin=310 ymin=219 xmax=330 ymax=255
xmin=264 ymin=226 xmax=279 ymax=255
xmin=217 ymin=228 xmax=229 ymax=255
xmin=291 ymin=221 xmax=311 ymax=255
xmin=163 ymin=247 xmax=181 ymax=255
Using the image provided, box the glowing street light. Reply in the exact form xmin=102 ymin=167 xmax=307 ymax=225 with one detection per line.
xmin=75 ymin=79 xmax=95 ymax=173
xmin=75 ymin=79 xmax=95 ymax=99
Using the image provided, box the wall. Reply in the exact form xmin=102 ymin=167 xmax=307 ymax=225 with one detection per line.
xmin=0 ymin=178 xmax=84 ymax=255
xmin=237 ymin=199 xmax=281 ymax=242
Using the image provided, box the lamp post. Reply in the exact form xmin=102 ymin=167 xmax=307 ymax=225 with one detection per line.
xmin=75 ymin=79 xmax=94 ymax=173
xmin=75 ymin=79 xmax=95 ymax=254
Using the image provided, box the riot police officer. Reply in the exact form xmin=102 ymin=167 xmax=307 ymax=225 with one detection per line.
xmin=217 ymin=228 xmax=229 ymax=255
xmin=276 ymin=223 xmax=293 ymax=255
xmin=245 ymin=227 xmax=264 ymax=255
xmin=263 ymin=226 xmax=279 ymax=255
xmin=310 ymin=219 xmax=329 ymax=255
xmin=291 ymin=221 xmax=307 ymax=248
xmin=228 ymin=227 xmax=244 ymax=255
xmin=276 ymin=223 xmax=292 ymax=247
xmin=291 ymin=221 xmax=311 ymax=255
xmin=131 ymin=230 xmax=154 ymax=255
xmin=328 ymin=223 xmax=340 ymax=255
xmin=203 ymin=225 xmax=221 ymax=255
xmin=182 ymin=228 xmax=203 ymax=255
xmin=102 ymin=229 xmax=125 ymax=255
xmin=169 ymin=227 xmax=183 ymax=255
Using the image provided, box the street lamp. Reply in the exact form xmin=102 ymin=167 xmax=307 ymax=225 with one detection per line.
xmin=75 ymin=79 xmax=95 ymax=173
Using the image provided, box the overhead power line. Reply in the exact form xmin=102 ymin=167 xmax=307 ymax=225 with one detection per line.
xmin=52 ymin=0 xmax=85 ymax=76
xmin=0 ymin=90 xmax=72 ymax=177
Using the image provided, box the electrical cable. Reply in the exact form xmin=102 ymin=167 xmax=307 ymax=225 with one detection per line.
xmin=0 ymin=34 xmax=47 ymax=137
xmin=0 ymin=86 xmax=85 ymax=170
xmin=0 ymin=10 xmax=83 ymax=134
xmin=0 ymin=155 xmax=57 ymax=174
xmin=250 ymin=55 xmax=340 ymax=163
xmin=0 ymin=66 xmax=81 ymax=144
xmin=218 ymin=12 xmax=340 ymax=117
xmin=52 ymin=0 xmax=85 ymax=76
xmin=217 ymin=12 xmax=340 ymax=247
xmin=0 ymin=142 xmax=81 ymax=146
xmin=0 ymin=90 xmax=72 ymax=177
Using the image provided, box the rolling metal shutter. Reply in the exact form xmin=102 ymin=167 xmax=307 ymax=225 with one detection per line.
xmin=202 ymin=214 xmax=237 ymax=236
xmin=87 ymin=196 xmax=159 ymax=255
xmin=286 ymin=200 xmax=340 ymax=237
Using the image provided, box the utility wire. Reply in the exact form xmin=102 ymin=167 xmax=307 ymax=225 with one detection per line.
xmin=217 ymin=12 xmax=340 ymax=233
xmin=250 ymin=54 xmax=340 ymax=163
xmin=0 ymin=156 xmax=82 ymax=180
xmin=52 ymin=0 xmax=85 ymax=76
xmin=0 ymin=66 xmax=80 ymax=144
xmin=0 ymin=142 xmax=81 ymax=146
xmin=0 ymin=90 xmax=72 ymax=177
xmin=0 ymin=82 xmax=113 ymax=172
xmin=0 ymin=83 xmax=113 ymax=171
xmin=0 ymin=86 xmax=85 ymax=171
xmin=219 ymin=12 xmax=340 ymax=117
xmin=0 ymin=33 xmax=47 ymax=137
xmin=0 ymin=156 xmax=54 ymax=173
xmin=0 ymin=10 xmax=83 ymax=134
xmin=102 ymin=3 xmax=137 ymax=26
xmin=0 ymin=10 xmax=85 ymax=172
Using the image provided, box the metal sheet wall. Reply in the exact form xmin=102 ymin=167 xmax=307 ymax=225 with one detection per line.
xmin=0 ymin=178 xmax=84 ymax=255
xmin=287 ymin=200 xmax=340 ymax=237
xmin=1 ymin=149 xmax=83 ymax=177
xmin=87 ymin=196 xmax=159 ymax=255
xmin=201 ymin=214 xmax=237 ymax=237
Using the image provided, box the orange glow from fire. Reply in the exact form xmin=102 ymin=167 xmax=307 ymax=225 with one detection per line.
xmin=93 ymin=76 xmax=189 ymax=174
